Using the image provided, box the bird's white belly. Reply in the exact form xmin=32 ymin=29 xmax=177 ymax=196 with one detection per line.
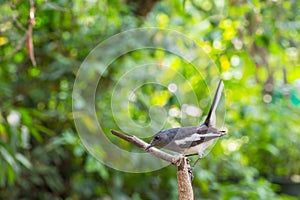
xmin=183 ymin=140 xmax=214 ymax=156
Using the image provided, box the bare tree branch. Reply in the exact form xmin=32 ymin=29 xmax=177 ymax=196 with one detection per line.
xmin=27 ymin=0 xmax=37 ymax=66
xmin=111 ymin=130 xmax=181 ymax=165
xmin=178 ymin=157 xmax=194 ymax=200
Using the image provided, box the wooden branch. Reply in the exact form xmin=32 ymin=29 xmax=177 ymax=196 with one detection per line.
xmin=111 ymin=130 xmax=180 ymax=165
xmin=27 ymin=0 xmax=36 ymax=66
xmin=177 ymin=157 xmax=194 ymax=200
xmin=110 ymin=130 xmax=194 ymax=200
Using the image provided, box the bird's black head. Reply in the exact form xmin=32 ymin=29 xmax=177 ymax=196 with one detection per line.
xmin=145 ymin=129 xmax=177 ymax=150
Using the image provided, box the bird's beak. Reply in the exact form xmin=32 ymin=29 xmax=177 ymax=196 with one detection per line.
xmin=220 ymin=130 xmax=227 ymax=136
xmin=145 ymin=144 xmax=153 ymax=151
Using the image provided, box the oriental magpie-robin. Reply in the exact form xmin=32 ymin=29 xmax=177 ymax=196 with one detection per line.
xmin=145 ymin=80 xmax=226 ymax=162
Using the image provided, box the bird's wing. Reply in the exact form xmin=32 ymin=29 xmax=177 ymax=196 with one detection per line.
xmin=203 ymin=80 xmax=224 ymax=127
xmin=173 ymin=126 xmax=224 ymax=148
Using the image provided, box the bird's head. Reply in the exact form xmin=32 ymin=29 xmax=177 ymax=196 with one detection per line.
xmin=145 ymin=130 xmax=171 ymax=150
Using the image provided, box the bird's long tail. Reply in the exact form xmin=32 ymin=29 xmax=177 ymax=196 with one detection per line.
xmin=203 ymin=80 xmax=224 ymax=127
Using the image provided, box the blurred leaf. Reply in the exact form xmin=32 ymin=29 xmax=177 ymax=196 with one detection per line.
xmin=0 ymin=146 xmax=19 ymax=172
xmin=15 ymin=153 xmax=32 ymax=169
xmin=263 ymin=144 xmax=280 ymax=156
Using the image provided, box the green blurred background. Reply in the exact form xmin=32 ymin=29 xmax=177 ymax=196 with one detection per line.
xmin=0 ymin=0 xmax=300 ymax=199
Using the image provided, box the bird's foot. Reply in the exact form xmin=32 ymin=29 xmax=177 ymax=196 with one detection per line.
xmin=188 ymin=167 xmax=194 ymax=182
xmin=186 ymin=158 xmax=194 ymax=182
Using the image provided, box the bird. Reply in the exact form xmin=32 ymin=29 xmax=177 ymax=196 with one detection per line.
xmin=145 ymin=80 xmax=226 ymax=166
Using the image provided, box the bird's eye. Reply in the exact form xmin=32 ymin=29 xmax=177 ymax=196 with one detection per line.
xmin=154 ymin=136 xmax=160 ymax=140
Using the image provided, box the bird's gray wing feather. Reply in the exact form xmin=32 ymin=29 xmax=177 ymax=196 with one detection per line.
xmin=170 ymin=126 xmax=223 ymax=149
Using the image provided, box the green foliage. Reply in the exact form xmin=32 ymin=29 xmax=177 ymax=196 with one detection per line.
xmin=1 ymin=0 xmax=300 ymax=199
